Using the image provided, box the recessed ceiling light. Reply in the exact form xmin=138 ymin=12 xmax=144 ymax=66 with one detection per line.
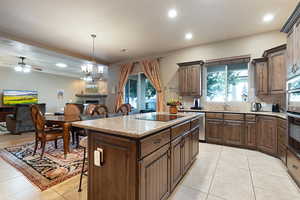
xmin=185 ymin=32 xmax=193 ymax=40
xmin=263 ymin=14 xmax=274 ymax=22
xmin=56 ymin=63 xmax=68 ymax=68
xmin=168 ymin=9 xmax=177 ymax=18
xmin=121 ymin=48 xmax=127 ymax=52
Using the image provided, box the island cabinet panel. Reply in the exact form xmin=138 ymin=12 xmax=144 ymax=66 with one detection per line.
xmin=88 ymin=132 xmax=138 ymax=200
xmin=287 ymin=150 xmax=300 ymax=187
xmin=245 ymin=121 xmax=257 ymax=149
xmin=171 ymin=121 xmax=190 ymax=139
xmin=191 ymin=127 xmax=200 ymax=161
xmin=182 ymin=132 xmax=192 ymax=174
xmin=205 ymin=119 xmax=223 ymax=144
xmin=139 ymin=144 xmax=171 ymax=200
xmin=140 ymin=129 xmax=171 ymax=159
xmin=223 ymin=120 xmax=244 ymax=146
xmin=170 ymin=136 xmax=183 ymax=190
xmin=257 ymin=116 xmax=278 ymax=156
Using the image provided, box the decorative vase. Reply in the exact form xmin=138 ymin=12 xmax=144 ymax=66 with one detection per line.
xmin=169 ymin=105 xmax=178 ymax=114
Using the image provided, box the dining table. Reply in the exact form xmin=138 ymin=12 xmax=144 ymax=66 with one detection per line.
xmin=45 ymin=114 xmax=81 ymax=158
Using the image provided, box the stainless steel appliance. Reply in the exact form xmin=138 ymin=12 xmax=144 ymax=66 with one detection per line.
xmin=198 ymin=113 xmax=205 ymax=141
xmin=191 ymin=98 xmax=202 ymax=110
xmin=287 ymin=75 xmax=300 ymax=158
xmin=287 ymin=76 xmax=300 ymax=113
xmin=251 ymin=102 xmax=262 ymax=112
xmin=287 ymin=113 xmax=300 ymax=158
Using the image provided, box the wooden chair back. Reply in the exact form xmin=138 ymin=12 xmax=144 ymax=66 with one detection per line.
xmin=85 ymin=104 xmax=97 ymax=115
xmin=64 ymin=104 xmax=81 ymax=116
xmin=92 ymin=105 xmax=109 ymax=118
xmin=31 ymin=105 xmax=45 ymax=135
xmin=116 ymin=104 xmax=131 ymax=115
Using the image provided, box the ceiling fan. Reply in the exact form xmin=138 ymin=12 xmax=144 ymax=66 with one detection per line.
xmin=14 ymin=56 xmax=32 ymax=73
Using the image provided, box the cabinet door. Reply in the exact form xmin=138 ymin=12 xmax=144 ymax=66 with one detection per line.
xmin=223 ymin=120 xmax=244 ymax=146
xmin=278 ymin=144 xmax=287 ymax=165
xmin=191 ymin=127 xmax=200 ymax=161
xmin=245 ymin=121 xmax=257 ymax=149
xmin=182 ymin=132 xmax=191 ymax=174
xmin=257 ymin=116 xmax=278 ymax=155
xmin=205 ymin=119 xmax=223 ymax=144
xmin=287 ymin=30 xmax=294 ymax=79
xmin=140 ymin=144 xmax=171 ymax=200
xmin=88 ymin=133 xmax=137 ymax=200
xmin=178 ymin=67 xmax=189 ymax=96
xmin=269 ymin=51 xmax=286 ymax=94
xmin=171 ymin=136 xmax=183 ymax=190
xmin=188 ymin=66 xmax=202 ymax=97
xmin=255 ymin=62 xmax=269 ymax=95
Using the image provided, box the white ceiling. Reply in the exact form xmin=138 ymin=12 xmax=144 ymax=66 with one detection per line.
xmin=0 ymin=0 xmax=298 ymax=64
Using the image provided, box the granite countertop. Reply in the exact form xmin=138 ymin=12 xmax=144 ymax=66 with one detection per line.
xmin=72 ymin=112 xmax=204 ymax=138
xmin=179 ymin=109 xmax=287 ymax=119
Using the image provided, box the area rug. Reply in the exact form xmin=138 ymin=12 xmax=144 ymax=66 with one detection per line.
xmin=0 ymin=140 xmax=86 ymax=191
xmin=0 ymin=122 xmax=10 ymax=135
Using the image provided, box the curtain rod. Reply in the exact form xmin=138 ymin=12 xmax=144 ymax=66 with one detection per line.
xmin=132 ymin=56 xmax=164 ymax=64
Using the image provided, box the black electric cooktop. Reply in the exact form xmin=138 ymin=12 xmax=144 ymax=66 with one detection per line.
xmin=135 ymin=114 xmax=184 ymax=122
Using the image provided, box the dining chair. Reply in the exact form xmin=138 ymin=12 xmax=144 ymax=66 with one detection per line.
xmin=92 ymin=105 xmax=109 ymax=118
xmin=78 ymin=136 xmax=88 ymax=192
xmin=31 ymin=105 xmax=64 ymax=158
xmin=64 ymin=104 xmax=81 ymax=145
xmin=116 ymin=103 xmax=131 ymax=115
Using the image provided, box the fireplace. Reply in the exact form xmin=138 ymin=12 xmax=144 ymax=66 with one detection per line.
xmin=75 ymin=94 xmax=107 ymax=105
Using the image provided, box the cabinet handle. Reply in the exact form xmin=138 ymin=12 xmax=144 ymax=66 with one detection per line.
xmin=153 ymin=139 xmax=161 ymax=144
xmin=292 ymin=164 xmax=299 ymax=170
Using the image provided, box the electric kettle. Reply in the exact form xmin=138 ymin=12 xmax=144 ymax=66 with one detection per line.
xmin=251 ymin=103 xmax=262 ymax=112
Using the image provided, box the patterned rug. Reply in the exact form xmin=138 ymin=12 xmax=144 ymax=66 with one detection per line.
xmin=0 ymin=140 xmax=86 ymax=191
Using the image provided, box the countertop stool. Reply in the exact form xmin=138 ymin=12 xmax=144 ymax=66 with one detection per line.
xmin=78 ymin=136 xmax=88 ymax=192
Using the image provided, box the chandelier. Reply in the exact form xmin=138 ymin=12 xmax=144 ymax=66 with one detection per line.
xmin=14 ymin=57 xmax=31 ymax=73
xmin=81 ymin=34 xmax=104 ymax=83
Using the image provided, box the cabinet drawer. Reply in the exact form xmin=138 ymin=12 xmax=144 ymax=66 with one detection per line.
xmin=287 ymin=150 xmax=300 ymax=186
xmin=224 ymin=113 xmax=244 ymax=121
xmin=206 ymin=113 xmax=223 ymax=119
xmin=278 ymin=119 xmax=287 ymax=129
xmin=140 ymin=129 xmax=171 ymax=158
xmin=171 ymin=121 xmax=190 ymax=139
xmin=191 ymin=117 xmax=200 ymax=129
xmin=245 ymin=114 xmax=256 ymax=121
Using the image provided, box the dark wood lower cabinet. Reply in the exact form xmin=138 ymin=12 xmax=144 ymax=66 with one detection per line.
xmin=287 ymin=150 xmax=300 ymax=187
xmin=223 ymin=120 xmax=244 ymax=146
xmin=88 ymin=133 xmax=138 ymax=200
xmin=245 ymin=121 xmax=257 ymax=149
xmin=206 ymin=119 xmax=223 ymax=144
xmin=87 ymin=116 xmax=201 ymax=200
xmin=257 ymin=116 xmax=278 ymax=156
xmin=140 ymin=144 xmax=171 ymax=200
xmin=171 ymin=136 xmax=183 ymax=190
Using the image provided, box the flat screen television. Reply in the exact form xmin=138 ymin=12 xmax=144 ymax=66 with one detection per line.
xmin=3 ymin=90 xmax=38 ymax=105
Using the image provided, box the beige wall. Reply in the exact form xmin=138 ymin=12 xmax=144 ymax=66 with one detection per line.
xmin=109 ymin=31 xmax=287 ymax=111
xmin=0 ymin=67 xmax=85 ymax=112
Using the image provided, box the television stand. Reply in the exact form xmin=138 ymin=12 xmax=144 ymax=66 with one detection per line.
xmin=0 ymin=106 xmax=15 ymax=122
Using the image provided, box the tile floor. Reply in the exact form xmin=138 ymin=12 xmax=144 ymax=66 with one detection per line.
xmin=0 ymin=133 xmax=300 ymax=200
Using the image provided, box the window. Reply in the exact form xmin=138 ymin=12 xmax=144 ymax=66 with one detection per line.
xmin=206 ymin=63 xmax=248 ymax=102
xmin=124 ymin=73 xmax=156 ymax=111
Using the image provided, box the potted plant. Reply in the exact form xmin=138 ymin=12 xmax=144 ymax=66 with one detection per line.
xmin=167 ymin=99 xmax=181 ymax=114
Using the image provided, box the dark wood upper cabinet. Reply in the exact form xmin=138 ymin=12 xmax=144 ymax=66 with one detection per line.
xmin=177 ymin=61 xmax=204 ymax=97
xmin=223 ymin=120 xmax=244 ymax=146
xmin=268 ymin=50 xmax=286 ymax=94
xmin=257 ymin=116 xmax=278 ymax=156
xmin=254 ymin=59 xmax=269 ymax=95
xmin=140 ymin=144 xmax=171 ymax=200
xmin=253 ymin=45 xmax=287 ymax=96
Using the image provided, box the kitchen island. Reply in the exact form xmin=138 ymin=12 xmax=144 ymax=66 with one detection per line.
xmin=72 ymin=112 xmax=203 ymax=200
